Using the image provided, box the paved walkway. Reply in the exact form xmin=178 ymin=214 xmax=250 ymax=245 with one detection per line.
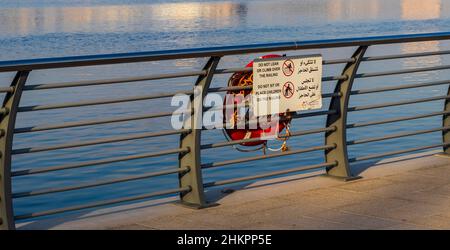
xmin=18 ymin=151 xmax=450 ymax=230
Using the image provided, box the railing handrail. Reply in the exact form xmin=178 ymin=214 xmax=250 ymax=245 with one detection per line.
xmin=1 ymin=32 xmax=450 ymax=72
xmin=2 ymin=31 xmax=450 ymax=230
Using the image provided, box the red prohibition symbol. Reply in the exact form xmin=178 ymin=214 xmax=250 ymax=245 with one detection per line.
xmin=282 ymin=59 xmax=295 ymax=77
xmin=283 ymin=81 xmax=295 ymax=99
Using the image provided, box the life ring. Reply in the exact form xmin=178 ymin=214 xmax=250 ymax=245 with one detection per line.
xmin=223 ymin=54 xmax=292 ymax=151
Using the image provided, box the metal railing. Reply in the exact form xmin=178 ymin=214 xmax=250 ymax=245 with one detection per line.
xmin=1 ymin=32 xmax=450 ymax=229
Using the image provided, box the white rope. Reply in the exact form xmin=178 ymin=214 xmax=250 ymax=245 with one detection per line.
xmin=265 ymin=122 xmax=291 ymax=152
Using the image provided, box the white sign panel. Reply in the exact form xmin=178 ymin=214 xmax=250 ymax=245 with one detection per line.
xmin=252 ymin=55 xmax=323 ymax=117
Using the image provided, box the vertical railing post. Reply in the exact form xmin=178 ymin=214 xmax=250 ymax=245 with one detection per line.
xmin=325 ymin=46 xmax=367 ymax=180
xmin=443 ymin=84 xmax=450 ymax=154
xmin=178 ymin=57 xmax=221 ymax=208
xmin=0 ymin=71 xmax=29 ymax=230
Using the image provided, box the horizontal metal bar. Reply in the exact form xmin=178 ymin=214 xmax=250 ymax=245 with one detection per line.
xmin=216 ymin=68 xmax=345 ymax=81
xmin=203 ymin=162 xmax=335 ymax=188
xmin=20 ymin=86 xmax=337 ymax=112
xmin=14 ymin=110 xmax=189 ymax=133
xmin=12 ymin=147 xmax=188 ymax=176
xmin=347 ymin=111 xmax=450 ymax=128
xmin=214 ymin=68 xmax=252 ymax=74
xmin=201 ymin=127 xmax=336 ymax=149
xmin=18 ymin=92 xmax=192 ymax=112
xmin=347 ymin=126 xmax=450 ymax=145
xmin=208 ymin=85 xmax=252 ymax=92
xmin=349 ymin=142 xmax=450 ymax=163
xmin=23 ymin=71 xmax=205 ymax=90
xmin=362 ymin=50 xmax=450 ymax=62
xmin=322 ymin=92 xmax=341 ymax=98
xmin=351 ymin=80 xmax=450 ymax=95
xmin=355 ymin=65 xmax=450 ymax=79
xmin=209 ymin=85 xmax=339 ymax=98
xmin=205 ymin=102 xmax=251 ymax=113
xmin=16 ymin=106 xmax=333 ymax=134
xmin=0 ymin=86 xmax=14 ymax=93
xmin=323 ymin=58 xmax=355 ymax=64
xmin=348 ymin=95 xmax=450 ymax=112
xmin=201 ymin=144 xmax=336 ymax=169
xmin=21 ymin=56 xmax=448 ymax=92
xmin=13 ymin=168 xmax=188 ymax=198
xmin=322 ymin=75 xmax=347 ymax=82
xmin=216 ymin=60 xmax=352 ymax=75
xmin=293 ymin=109 xmax=337 ymax=118
xmin=2 ymin=32 xmax=450 ymax=72
xmin=12 ymin=129 xmax=190 ymax=155
xmin=208 ymin=92 xmax=338 ymax=112
xmin=217 ymin=110 xmax=335 ymax=130
xmin=216 ymin=109 xmax=337 ymax=130
xmin=215 ymin=60 xmax=352 ymax=75
xmin=14 ymin=186 xmax=191 ymax=220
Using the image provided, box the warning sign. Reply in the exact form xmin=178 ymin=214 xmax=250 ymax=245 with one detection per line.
xmin=282 ymin=59 xmax=295 ymax=76
xmin=282 ymin=82 xmax=294 ymax=98
xmin=252 ymin=55 xmax=323 ymax=117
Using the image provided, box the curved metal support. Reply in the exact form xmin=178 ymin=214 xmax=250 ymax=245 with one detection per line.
xmin=178 ymin=57 xmax=221 ymax=208
xmin=325 ymin=46 xmax=368 ymax=180
xmin=0 ymin=71 xmax=29 ymax=230
xmin=443 ymin=84 xmax=450 ymax=154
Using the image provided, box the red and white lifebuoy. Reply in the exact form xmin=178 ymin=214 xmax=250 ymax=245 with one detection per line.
xmin=223 ymin=54 xmax=292 ymax=151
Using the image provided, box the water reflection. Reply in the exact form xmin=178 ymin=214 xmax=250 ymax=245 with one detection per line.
xmin=0 ymin=2 xmax=248 ymax=37
xmin=401 ymin=41 xmax=442 ymax=84
xmin=402 ymin=0 xmax=441 ymax=20
xmin=326 ymin=0 xmax=381 ymax=21
xmin=402 ymin=41 xmax=442 ymax=68
xmin=150 ymin=2 xmax=244 ymax=21
xmin=1 ymin=0 xmax=450 ymax=38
